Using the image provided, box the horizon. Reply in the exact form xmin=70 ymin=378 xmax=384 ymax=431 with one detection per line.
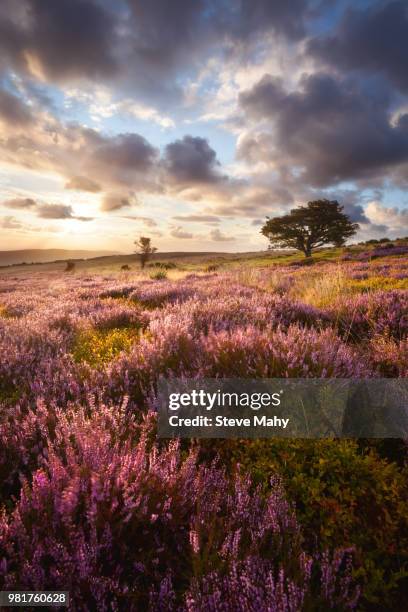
xmin=1 ymin=1 xmax=408 ymax=251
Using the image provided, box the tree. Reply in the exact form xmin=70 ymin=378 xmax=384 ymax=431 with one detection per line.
xmin=134 ymin=236 xmax=157 ymax=269
xmin=261 ymin=200 xmax=358 ymax=258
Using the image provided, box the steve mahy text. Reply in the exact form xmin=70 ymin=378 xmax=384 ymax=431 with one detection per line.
xmin=215 ymin=415 xmax=290 ymax=428
xmin=253 ymin=415 xmax=289 ymax=428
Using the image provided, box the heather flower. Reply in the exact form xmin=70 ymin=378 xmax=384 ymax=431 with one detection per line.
xmin=0 ymin=409 xmax=359 ymax=610
xmin=329 ymin=290 xmax=408 ymax=341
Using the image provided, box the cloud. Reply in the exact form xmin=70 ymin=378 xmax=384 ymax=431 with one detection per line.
xmin=163 ymin=135 xmax=226 ymax=187
xmin=65 ymin=176 xmax=101 ymax=192
xmin=2 ymin=197 xmax=94 ymax=221
xmin=239 ymin=72 xmax=408 ymax=186
xmin=2 ymin=197 xmax=36 ymax=209
xmin=308 ymin=1 xmax=408 ymax=93
xmin=122 ymin=0 xmax=305 ymax=103
xmin=365 ymin=201 xmax=408 ymax=232
xmin=0 ymin=216 xmax=22 ymax=229
xmin=170 ymin=226 xmax=194 ymax=239
xmin=89 ymin=133 xmax=160 ymax=191
xmin=88 ymin=98 xmax=175 ymax=129
xmin=35 ymin=202 xmax=93 ymax=221
xmin=226 ymin=0 xmax=308 ymax=41
xmin=0 ymin=0 xmax=118 ymax=82
xmin=0 ymin=119 xmax=161 ymax=196
xmin=208 ymin=182 xmax=296 ymax=217
xmin=121 ymin=215 xmax=157 ymax=227
xmin=209 ymin=228 xmax=235 ymax=242
xmin=36 ymin=203 xmax=74 ymax=219
xmin=0 ymin=89 xmax=33 ymax=125
xmin=92 ymin=133 xmax=158 ymax=171
xmin=173 ymin=214 xmax=220 ymax=224
xmin=101 ymin=193 xmax=137 ymax=212
xmin=0 ymin=0 xmax=313 ymax=108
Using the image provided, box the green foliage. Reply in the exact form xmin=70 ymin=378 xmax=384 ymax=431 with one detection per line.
xmin=214 ymin=438 xmax=408 ymax=608
xmin=72 ymin=327 xmax=139 ymax=366
xmin=262 ymin=200 xmax=358 ymax=257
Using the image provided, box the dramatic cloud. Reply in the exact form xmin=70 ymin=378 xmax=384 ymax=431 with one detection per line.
xmin=93 ymin=134 xmax=157 ymax=172
xmin=0 ymin=0 xmax=118 ymax=82
xmin=163 ymin=136 xmax=226 ymax=187
xmin=89 ymin=133 xmax=160 ymax=191
xmin=0 ymin=89 xmax=33 ymax=125
xmin=1 ymin=0 xmax=407 ymax=248
xmin=122 ymin=0 xmax=310 ymax=102
xmin=65 ymin=176 xmax=101 ymax=192
xmin=308 ymin=1 xmax=408 ymax=93
xmin=228 ymin=0 xmax=308 ymax=41
xmin=239 ymin=72 xmax=408 ymax=186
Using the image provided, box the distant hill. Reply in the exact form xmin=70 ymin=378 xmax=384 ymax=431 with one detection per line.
xmin=0 ymin=249 xmax=119 ymax=267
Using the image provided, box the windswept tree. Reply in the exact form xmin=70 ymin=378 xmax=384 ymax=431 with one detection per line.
xmin=261 ymin=200 xmax=358 ymax=258
xmin=135 ymin=236 xmax=157 ymax=269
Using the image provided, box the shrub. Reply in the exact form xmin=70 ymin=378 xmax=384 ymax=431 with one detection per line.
xmin=216 ymin=438 xmax=408 ymax=608
xmin=348 ymin=276 xmax=408 ymax=293
xmin=72 ymin=327 xmax=140 ymax=366
xmin=368 ymin=336 xmax=408 ymax=377
xmin=329 ymin=290 xmax=408 ymax=341
xmin=197 ymin=325 xmax=371 ymax=378
xmin=0 ymin=411 xmax=359 ymax=610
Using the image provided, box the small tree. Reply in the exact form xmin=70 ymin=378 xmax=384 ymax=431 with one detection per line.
xmin=135 ymin=236 xmax=157 ymax=269
xmin=261 ymin=200 xmax=358 ymax=258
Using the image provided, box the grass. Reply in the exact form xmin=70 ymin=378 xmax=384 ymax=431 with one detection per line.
xmin=348 ymin=276 xmax=408 ymax=292
xmin=291 ymin=265 xmax=349 ymax=307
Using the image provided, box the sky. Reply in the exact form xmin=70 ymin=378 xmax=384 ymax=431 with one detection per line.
xmin=1 ymin=0 xmax=408 ymax=252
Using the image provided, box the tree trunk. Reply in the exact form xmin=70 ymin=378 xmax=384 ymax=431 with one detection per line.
xmin=304 ymin=247 xmax=312 ymax=258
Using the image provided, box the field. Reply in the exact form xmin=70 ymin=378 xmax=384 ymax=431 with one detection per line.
xmin=0 ymin=244 xmax=407 ymax=610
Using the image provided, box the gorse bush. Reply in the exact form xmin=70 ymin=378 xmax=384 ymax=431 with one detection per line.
xmin=71 ymin=327 xmax=140 ymax=366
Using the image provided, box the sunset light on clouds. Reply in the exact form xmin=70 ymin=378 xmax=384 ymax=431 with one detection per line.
xmin=1 ymin=0 xmax=408 ymax=252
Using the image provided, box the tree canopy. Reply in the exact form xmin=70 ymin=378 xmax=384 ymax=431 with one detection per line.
xmin=261 ymin=199 xmax=358 ymax=257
